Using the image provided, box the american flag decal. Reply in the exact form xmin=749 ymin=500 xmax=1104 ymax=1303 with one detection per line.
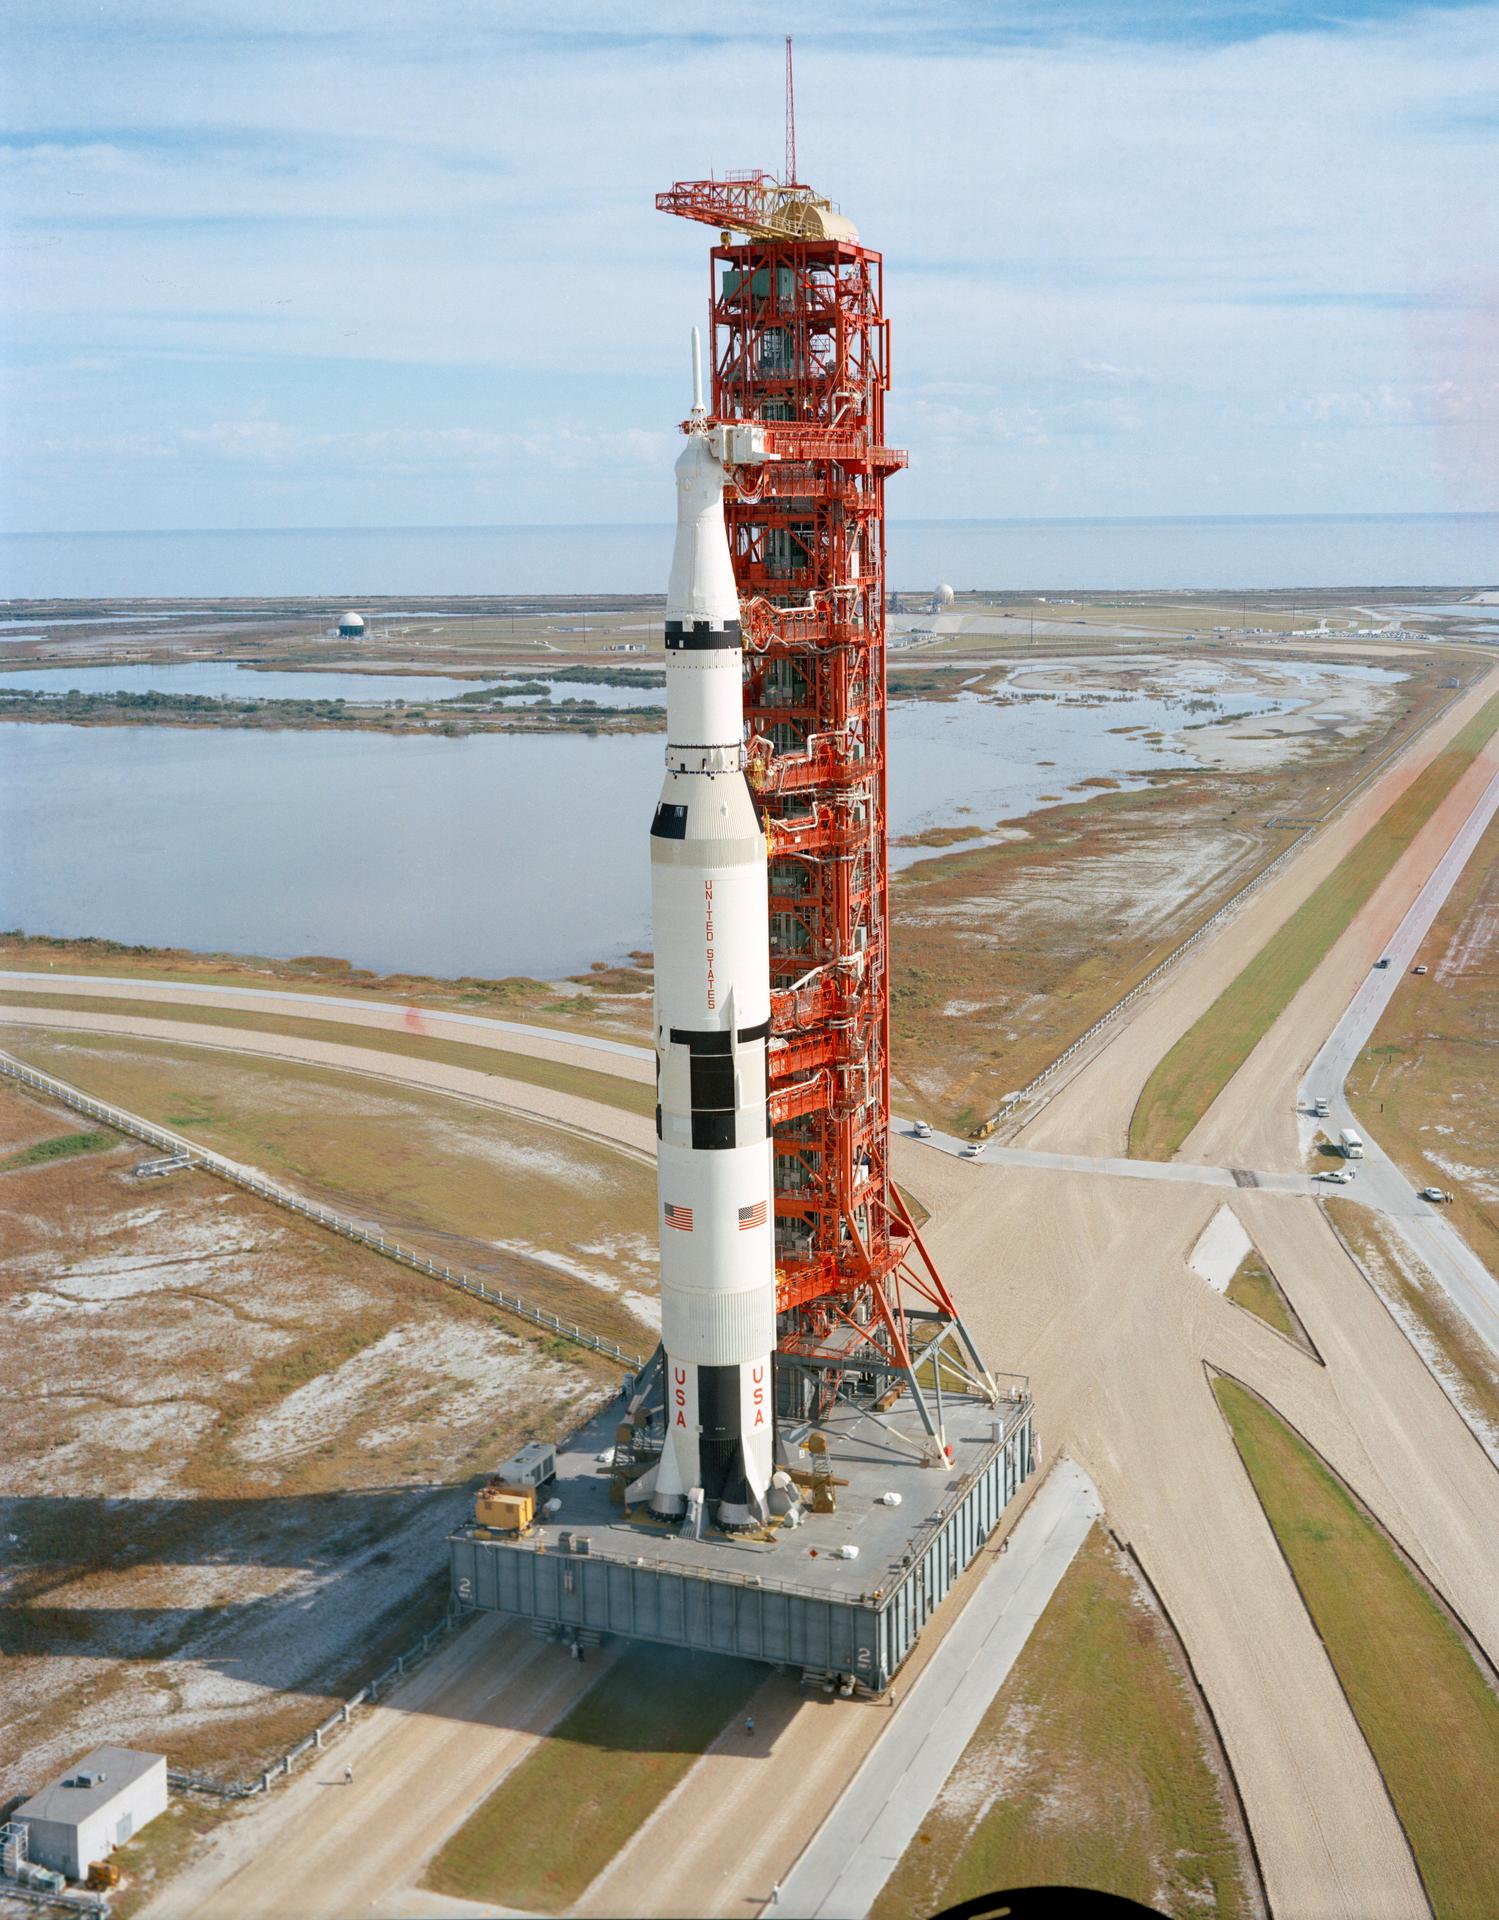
xmin=664 ymin=1202 xmax=694 ymax=1232
xmin=738 ymin=1200 xmax=768 ymax=1231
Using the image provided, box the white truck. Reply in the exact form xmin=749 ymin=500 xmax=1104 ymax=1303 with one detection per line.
xmin=1311 ymin=1094 xmax=1330 ymax=1118
xmin=1339 ymin=1127 xmax=1365 ymax=1160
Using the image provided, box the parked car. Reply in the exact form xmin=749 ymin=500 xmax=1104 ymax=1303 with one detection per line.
xmin=1317 ymin=1168 xmax=1355 ymax=1184
xmin=1419 ymin=1187 xmax=1453 ymax=1204
xmin=912 ymin=1120 xmax=933 ymax=1139
xmin=960 ymin=1142 xmax=983 ymax=1159
xmin=1413 ymin=964 xmax=1428 ymax=975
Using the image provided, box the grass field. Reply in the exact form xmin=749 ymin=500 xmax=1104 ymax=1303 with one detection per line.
xmin=1130 ymin=692 xmax=1499 ymax=1160
xmin=1225 ymin=1248 xmax=1315 ymax=1354
xmin=1214 ymin=1376 xmax=1499 ymax=1919
xmin=108 ymin=1797 xmax=226 ymax=1920
xmin=0 ymin=930 xmax=654 ymax=1044
xmin=0 ymin=1126 xmax=114 ymax=1170
xmin=0 ymin=988 xmax=653 ymax=1118
xmin=1 ymin=1074 xmax=611 ymax=1786
xmin=872 ymin=1525 xmax=1252 ymax=1920
xmin=0 ymin=1025 xmax=659 ymax=1352
xmin=423 ymin=1645 xmax=765 ymax=1912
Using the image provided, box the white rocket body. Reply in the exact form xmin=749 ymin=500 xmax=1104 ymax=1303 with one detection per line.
xmin=644 ymin=389 xmax=776 ymax=1531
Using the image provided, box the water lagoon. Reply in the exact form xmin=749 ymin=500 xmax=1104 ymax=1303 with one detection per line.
xmin=0 ymin=664 xmax=1398 ymax=978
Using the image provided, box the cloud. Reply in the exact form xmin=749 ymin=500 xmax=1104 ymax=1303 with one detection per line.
xmin=3 ymin=1 xmax=1498 ymax=528
xmin=30 ymin=418 xmax=677 ymax=473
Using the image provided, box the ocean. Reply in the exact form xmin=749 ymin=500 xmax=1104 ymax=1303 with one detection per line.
xmin=1 ymin=515 xmax=1494 ymax=601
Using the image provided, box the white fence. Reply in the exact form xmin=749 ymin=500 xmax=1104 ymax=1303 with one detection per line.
xmin=167 ymin=1606 xmax=474 ymax=1800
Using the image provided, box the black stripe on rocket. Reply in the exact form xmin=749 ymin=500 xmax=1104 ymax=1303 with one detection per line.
xmin=669 ymin=1026 xmax=771 ymax=1152
xmin=671 ymin=1359 xmax=771 ymax=1510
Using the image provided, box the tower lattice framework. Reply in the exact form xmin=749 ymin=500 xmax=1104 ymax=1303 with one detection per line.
xmin=659 ymin=177 xmax=994 ymax=1444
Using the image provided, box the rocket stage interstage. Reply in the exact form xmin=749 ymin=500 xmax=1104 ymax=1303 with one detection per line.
xmin=449 ymin=1382 xmax=1034 ymax=1694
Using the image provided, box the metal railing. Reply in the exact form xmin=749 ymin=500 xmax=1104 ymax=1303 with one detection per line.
xmin=0 ymin=1885 xmax=108 ymax=1919
xmin=167 ymin=1606 xmax=474 ymax=1800
xmin=0 ymin=1053 xmax=644 ymax=1372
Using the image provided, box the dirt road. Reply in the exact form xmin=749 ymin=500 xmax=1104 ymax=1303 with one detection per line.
xmin=142 ymin=1614 xmax=600 ymax=1920
xmin=0 ymin=970 xmax=654 ymax=1082
xmin=0 ymin=1007 xmax=654 ymax=1166
xmin=22 ymin=666 xmax=1499 ymax=1918
xmin=1020 ymin=667 xmax=1496 ymax=1158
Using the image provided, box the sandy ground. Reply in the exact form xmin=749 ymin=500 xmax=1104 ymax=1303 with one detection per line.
xmin=1006 ymin=651 xmax=1405 ymax=774
xmin=0 ymin=977 xmax=655 ymax=1086
xmin=138 ymin=1614 xmax=602 ymax=1920
xmin=1020 ymin=667 xmax=1498 ymax=1158
xmin=0 ymin=1009 xmax=655 ymax=1168
xmin=0 ymin=1096 xmax=606 ymax=1790
xmin=12 ymin=662 xmax=1498 ymax=1918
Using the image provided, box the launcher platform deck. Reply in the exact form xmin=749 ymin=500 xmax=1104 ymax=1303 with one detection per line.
xmin=448 ymin=1383 xmax=1034 ymax=1693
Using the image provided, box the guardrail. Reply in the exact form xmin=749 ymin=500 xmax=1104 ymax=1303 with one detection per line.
xmin=0 ymin=1884 xmax=108 ymax=1919
xmin=166 ymin=1605 xmax=475 ymax=1801
xmin=0 ymin=1053 xmax=644 ymax=1372
xmin=975 ymin=676 xmax=1477 ymax=1137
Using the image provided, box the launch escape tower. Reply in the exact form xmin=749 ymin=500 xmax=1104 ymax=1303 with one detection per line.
xmin=655 ymin=168 xmax=994 ymax=1451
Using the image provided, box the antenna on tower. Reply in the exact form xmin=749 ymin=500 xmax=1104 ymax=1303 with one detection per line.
xmin=784 ymin=34 xmax=796 ymax=186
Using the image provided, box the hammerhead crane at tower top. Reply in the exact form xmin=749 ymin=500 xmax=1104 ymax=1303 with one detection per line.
xmin=653 ymin=105 xmax=996 ymax=1458
xmin=446 ymin=86 xmax=1034 ymax=1688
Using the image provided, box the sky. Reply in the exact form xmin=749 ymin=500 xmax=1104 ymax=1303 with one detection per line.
xmin=2 ymin=0 xmax=1497 ymax=534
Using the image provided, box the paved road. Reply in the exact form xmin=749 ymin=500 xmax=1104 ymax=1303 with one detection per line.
xmin=16 ymin=667 xmax=1499 ymax=1919
xmin=776 ymin=1460 xmax=1101 ymax=1920
xmin=55 ymin=993 xmax=1463 ymax=1919
xmin=0 ymin=969 xmax=655 ymax=1077
xmin=1018 ymin=668 xmax=1497 ymax=1159
xmin=897 ymin=1122 xmax=1323 ymax=1196
xmin=0 ymin=1007 xmax=655 ymax=1168
xmin=141 ymin=1613 xmax=598 ymax=1920
xmin=1297 ymin=766 xmax=1499 ymax=1357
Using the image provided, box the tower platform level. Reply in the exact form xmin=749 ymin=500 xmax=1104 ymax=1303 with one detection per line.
xmin=449 ymin=1379 xmax=1034 ymax=1695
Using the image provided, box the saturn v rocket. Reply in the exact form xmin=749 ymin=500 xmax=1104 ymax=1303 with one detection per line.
xmin=635 ymin=337 xmax=777 ymax=1532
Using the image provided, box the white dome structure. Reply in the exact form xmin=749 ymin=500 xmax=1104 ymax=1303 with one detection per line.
xmin=935 ymin=583 xmax=955 ymax=608
xmin=336 ymin=610 xmax=366 ymax=636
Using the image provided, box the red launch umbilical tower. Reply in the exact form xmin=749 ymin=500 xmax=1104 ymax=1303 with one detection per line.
xmin=658 ymin=167 xmax=994 ymax=1451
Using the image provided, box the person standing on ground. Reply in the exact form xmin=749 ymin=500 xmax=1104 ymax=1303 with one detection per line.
xmin=344 ymin=1764 xmax=353 ymax=1786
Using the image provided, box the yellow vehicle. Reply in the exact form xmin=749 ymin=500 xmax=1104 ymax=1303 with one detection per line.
xmin=473 ymin=1442 xmax=556 ymax=1533
xmin=475 ymin=1485 xmax=535 ymax=1532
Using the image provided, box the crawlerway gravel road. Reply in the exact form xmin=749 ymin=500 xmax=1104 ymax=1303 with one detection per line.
xmin=21 ymin=665 xmax=1499 ymax=1920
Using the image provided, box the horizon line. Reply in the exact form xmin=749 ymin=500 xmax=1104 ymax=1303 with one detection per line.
xmin=3 ymin=509 xmax=1496 ymax=540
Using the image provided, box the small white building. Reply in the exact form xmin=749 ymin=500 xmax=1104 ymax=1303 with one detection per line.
xmin=337 ymin=609 xmax=366 ymax=637
xmin=15 ymin=1748 xmax=167 ymax=1881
